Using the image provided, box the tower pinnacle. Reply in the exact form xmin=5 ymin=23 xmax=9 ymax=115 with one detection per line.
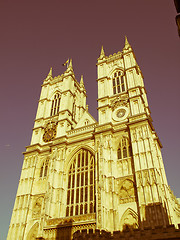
xmin=45 ymin=67 xmax=52 ymax=80
xmin=68 ymin=59 xmax=73 ymax=69
xmin=80 ymin=75 xmax=84 ymax=88
xmin=123 ymin=36 xmax=132 ymax=51
xmin=98 ymin=46 xmax=105 ymax=60
xmin=65 ymin=58 xmax=75 ymax=76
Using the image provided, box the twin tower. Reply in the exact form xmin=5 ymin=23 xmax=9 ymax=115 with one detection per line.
xmin=7 ymin=38 xmax=180 ymax=240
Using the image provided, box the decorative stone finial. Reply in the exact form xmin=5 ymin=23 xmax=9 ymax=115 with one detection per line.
xmin=45 ymin=67 xmax=52 ymax=80
xmin=98 ymin=46 xmax=105 ymax=60
xmin=80 ymin=75 xmax=84 ymax=87
xmin=68 ymin=59 xmax=73 ymax=69
xmin=64 ymin=58 xmax=75 ymax=76
xmin=123 ymin=36 xmax=132 ymax=51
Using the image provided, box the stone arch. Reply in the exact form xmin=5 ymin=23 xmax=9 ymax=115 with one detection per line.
xmin=120 ymin=208 xmax=138 ymax=231
xmin=49 ymin=89 xmax=62 ymax=99
xmin=108 ymin=66 xmax=125 ymax=78
xmin=64 ymin=145 xmax=95 ymax=173
xmin=26 ymin=222 xmax=39 ymax=240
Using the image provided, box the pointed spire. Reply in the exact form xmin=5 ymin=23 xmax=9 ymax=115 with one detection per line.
xmin=123 ymin=36 xmax=132 ymax=51
xmin=68 ymin=59 xmax=73 ymax=69
xmin=80 ymin=75 xmax=85 ymax=88
xmin=66 ymin=58 xmax=74 ymax=72
xmin=45 ymin=67 xmax=52 ymax=80
xmin=98 ymin=46 xmax=105 ymax=60
xmin=64 ymin=58 xmax=75 ymax=76
xmin=48 ymin=67 xmax=52 ymax=77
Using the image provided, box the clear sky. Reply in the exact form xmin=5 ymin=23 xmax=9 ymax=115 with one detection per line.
xmin=0 ymin=1 xmax=180 ymax=239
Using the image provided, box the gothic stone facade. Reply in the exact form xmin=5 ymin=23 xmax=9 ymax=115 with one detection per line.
xmin=7 ymin=38 xmax=180 ymax=240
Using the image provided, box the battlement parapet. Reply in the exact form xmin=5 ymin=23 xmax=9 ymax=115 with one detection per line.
xmin=73 ymin=225 xmax=180 ymax=240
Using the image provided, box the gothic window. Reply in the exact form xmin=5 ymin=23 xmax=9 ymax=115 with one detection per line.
xmin=112 ymin=71 xmax=126 ymax=94
xmin=50 ymin=93 xmax=61 ymax=116
xmin=40 ymin=160 xmax=49 ymax=178
xmin=117 ymin=137 xmax=132 ymax=160
xmin=66 ymin=149 xmax=96 ymax=217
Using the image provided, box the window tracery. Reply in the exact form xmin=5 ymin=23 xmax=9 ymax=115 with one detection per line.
xmin=112 ymin=71 xmax=126 ymax=94
xmin=50 ymin=93 xmax=61 ymax=116
xmin=66 ymin=149 xmax=96 ymax=217
xmin=117 ymin=137 xmax=132 ymax=160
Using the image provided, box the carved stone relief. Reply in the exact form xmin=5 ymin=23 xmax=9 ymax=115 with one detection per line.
xmin=119 ymin=179 xmax=135 ymax=203
xmin=32 ymin=196 xmax=43 ymax=218
xmin=111 ymin=96 xmax=128 ymax=111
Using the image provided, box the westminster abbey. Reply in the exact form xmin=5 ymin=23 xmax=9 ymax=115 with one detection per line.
xmin=7 ymin=38 xmax=180 ymax=240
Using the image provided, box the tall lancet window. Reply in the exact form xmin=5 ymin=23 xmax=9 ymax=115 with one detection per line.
xmin=112 ymin=71 xmax=126 ymax=95
xmin=66 ymin=149 xmax=96 ymax=217
xmin=50 ymin=93 xmax=61 ymax=116
xmin=117 ymin=137 xmax=132 ymax=160
xmin=40 ymin=160 xmax=49 ymax=178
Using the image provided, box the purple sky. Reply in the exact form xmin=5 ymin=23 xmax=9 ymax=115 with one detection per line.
xmin=0 ymin=1 xmax=180 ymax=239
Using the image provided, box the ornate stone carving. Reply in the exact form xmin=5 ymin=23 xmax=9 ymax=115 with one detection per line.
xmin=111 ymin=96 xmax=128 ymax=111
xmin=47 ymin=217 xmax=74 ymax=226
xmin=119 ymin=179 xmax=135 ymax=203
xmin=32 ymin=197 xmax=43 ymax=218
xmin=72 ymin=223 xmax=96 ymax=234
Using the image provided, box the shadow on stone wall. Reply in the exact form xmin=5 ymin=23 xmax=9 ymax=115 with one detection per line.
xmin=72 ymin=203 xmax=177 ymax=240
xmin=55 ymin=220 xmax=73 ymax=240
xmin=119 ymin=202 xmax=170 ymax=231
xmin=141 ymin=202 xmax=169 ymax=229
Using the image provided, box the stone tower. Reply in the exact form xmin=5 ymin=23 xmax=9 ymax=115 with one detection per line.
xmin=7 ymin=38 xmax=180 ymax=240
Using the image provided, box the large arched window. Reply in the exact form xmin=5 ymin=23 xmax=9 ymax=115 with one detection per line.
xmin=112 ymin=71 xmax=126 ymax=95
xmin=50 ymin=93 xmax=61 ymax=116
xmin=117 ymin=137 xmax=132 ymax=160
xmin=66 ymin=149 xmax=96 ymax=217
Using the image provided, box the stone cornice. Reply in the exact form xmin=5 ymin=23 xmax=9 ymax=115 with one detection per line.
xmin=96 ymin=76 xmax=109 ymax=82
